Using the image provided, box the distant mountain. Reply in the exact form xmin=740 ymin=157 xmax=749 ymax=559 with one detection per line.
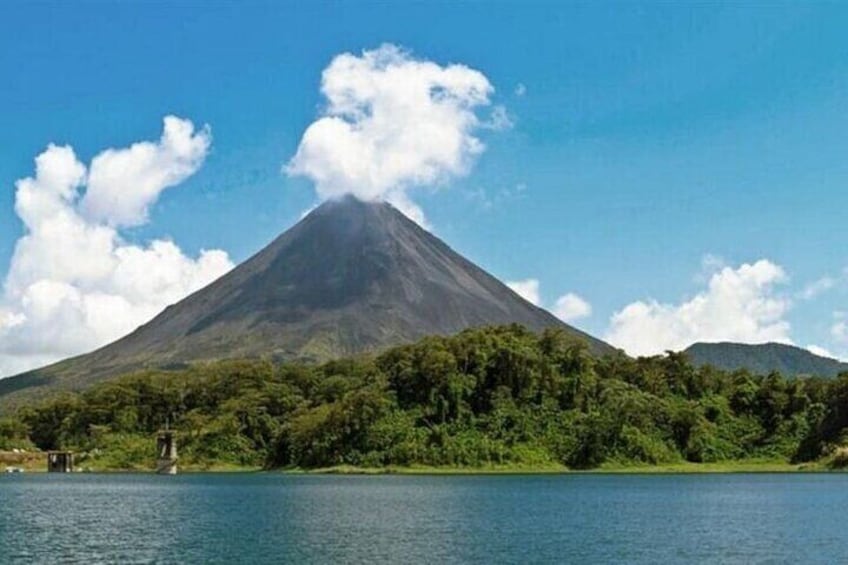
xmin=684 ymin=342 xmax=848 ymax=378
xmin=0 ymin=196 xmax=616 ymax=409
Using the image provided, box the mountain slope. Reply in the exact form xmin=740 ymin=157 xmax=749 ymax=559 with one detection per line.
xmin=0 ymin=196 xmax=616 ymax=408
xmin=684 ymin=342 xmax=848 ymax=378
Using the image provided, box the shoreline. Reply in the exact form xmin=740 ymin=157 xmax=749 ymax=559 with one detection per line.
xmin=5 ymin=457 xmax=837 ymax=475
xmin=294 ymin=460 xmax=828 ymax=475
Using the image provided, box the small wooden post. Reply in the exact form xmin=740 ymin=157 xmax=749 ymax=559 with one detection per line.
xmin=47 ymin=451 xmax=74 ymax=473
xmin=156 ymin=430 xmax=178 ymax=475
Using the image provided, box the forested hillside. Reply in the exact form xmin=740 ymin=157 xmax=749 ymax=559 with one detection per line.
xmin=685 ymin=342 xmax=848 ymax=378
xmin=3 ymin=325 xmax=848 ymax=471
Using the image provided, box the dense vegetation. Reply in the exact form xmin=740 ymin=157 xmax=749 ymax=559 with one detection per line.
xmin=3 ymin=325 xmax=848 ymax=471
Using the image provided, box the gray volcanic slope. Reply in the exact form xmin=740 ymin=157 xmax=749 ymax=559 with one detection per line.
xmin=0 ymin=196 xmax=616 ymax=407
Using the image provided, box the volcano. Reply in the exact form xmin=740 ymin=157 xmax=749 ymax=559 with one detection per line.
xmin=0 ymin=196 xmax=616 ymax=406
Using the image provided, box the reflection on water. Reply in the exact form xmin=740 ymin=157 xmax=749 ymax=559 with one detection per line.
xmin=1 ymin=473 xmax=847 ymax=564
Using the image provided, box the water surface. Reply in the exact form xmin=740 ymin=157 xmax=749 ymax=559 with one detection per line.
xmin=1 ymin=473 xmax=845 ymax=563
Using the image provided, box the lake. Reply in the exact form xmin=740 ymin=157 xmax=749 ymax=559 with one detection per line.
xmin=1 ymin=473 xmax=846 ymax=563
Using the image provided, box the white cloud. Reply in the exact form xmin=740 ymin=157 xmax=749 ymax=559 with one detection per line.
xmin=798 ymin=276 xmax=836 ymax=300
xmin=0 ymin=116 xmax=233 ymax=377
xmin=506 ymin=279 xmax=592 ymax=325
xmin=807 ymin=345 xmax=838 ymax=360
xmin=82 ymin=116 xmax=211 ymax=227
xmin=605 ymin=259 xmax=792 ymax=356
xmin=286 ymin=44 xmax=498 ymax=224
xmin=553 ymin=293 xmax=592 ymax=322
xmin=514 ymin=83 xmax=526 ymax=97
xmin=506 ymin=279 xmax=540 ymax=306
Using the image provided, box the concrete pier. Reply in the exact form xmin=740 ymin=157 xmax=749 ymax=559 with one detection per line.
xmin=156 ymin=430 xmax=178 ymax=475
xmin=47 ymin=451 xmax=73 ymax=473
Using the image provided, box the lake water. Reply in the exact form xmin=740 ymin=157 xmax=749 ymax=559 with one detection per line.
xmin=1 ymin=473 xmax=846 ymax=563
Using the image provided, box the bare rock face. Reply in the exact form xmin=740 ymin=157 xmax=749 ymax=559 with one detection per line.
xmin=0 ymin=196 xmax=615 ymax=407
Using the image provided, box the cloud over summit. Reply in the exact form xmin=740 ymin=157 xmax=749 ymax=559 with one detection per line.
xmin=286 ymin=44 xmax=500 ymax=223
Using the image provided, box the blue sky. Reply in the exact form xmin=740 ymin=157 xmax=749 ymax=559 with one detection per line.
xmin=1 ymin=2 xmax=848 ymax=373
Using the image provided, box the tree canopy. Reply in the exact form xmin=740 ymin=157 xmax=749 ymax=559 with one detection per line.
xmin=3 ymin=325 xmax=848 ymax=471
